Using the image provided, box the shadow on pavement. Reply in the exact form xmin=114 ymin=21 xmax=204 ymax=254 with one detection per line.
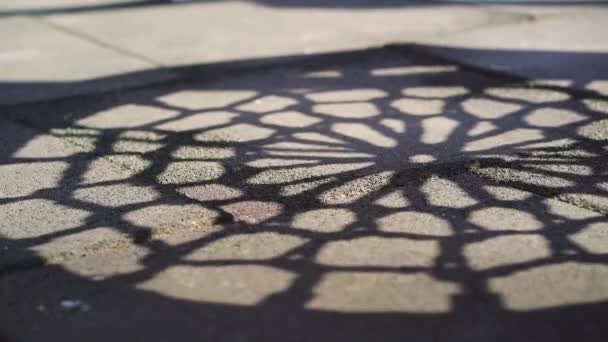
xmin=1 ymin=45 xmax=607 ymax=341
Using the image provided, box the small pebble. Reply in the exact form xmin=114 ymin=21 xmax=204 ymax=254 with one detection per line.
xmin=60 ymin=299 xmax=91 ymax=313
xmin=36 ymin=304 xmax=48 ymax=314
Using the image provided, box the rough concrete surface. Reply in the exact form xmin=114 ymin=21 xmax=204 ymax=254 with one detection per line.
xmin=45 ymin=2 xmax=495 ymax=66
xmin=1 ymin=1 xmax=607 ymax=342
xmin=414 ymin=7 xmax=608 ymax=94
xmin=0 ymin=16 xmax=174 ymax=105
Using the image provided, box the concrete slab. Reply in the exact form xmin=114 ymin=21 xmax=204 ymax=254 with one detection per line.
xmin=0 ymin=16 xmax=174 ymax=105
xmin=13 ymin=47 xmax=603 ymax=176
xmin=45 ymin=1 xmax=498 ymax=67
xmin=413 ymin=8 xmax=608 ymax=94
xmin=0 ymin=0 xmax=132 ymax=12
xmin=0 ymin=119 xmax=218 ymax=270
xmin=2 ymin=3 xmax=607 ymax=340
xmin=5 ymin=46 xmax=605 ymax=271
xmin=472 ymin=144 xmax=608 ymax=215
xmin=461 ymin=3 xmax=606 ymax=17
xmin=1 ymin=173 xmax=607 ymax=341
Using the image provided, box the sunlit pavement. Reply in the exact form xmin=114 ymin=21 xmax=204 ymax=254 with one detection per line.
xmin=1 ymin=1 xmax=607 ymax=341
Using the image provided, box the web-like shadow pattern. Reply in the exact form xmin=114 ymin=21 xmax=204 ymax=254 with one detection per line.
xmin=1 ymin=46 xmax=607 ymax=341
